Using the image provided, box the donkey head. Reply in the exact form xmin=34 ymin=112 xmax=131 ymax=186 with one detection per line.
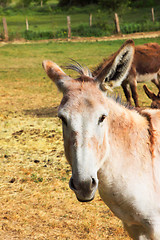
xmin=143 ymin=84 xmax=160 ymax=109
xmin=42 ymin=40 xmax=134 ymax=202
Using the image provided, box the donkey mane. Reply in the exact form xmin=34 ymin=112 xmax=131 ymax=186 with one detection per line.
xmin=65 ymin=60 xmax=156 ymax=149
xmin=65 ymin=59 xmax=93 ymax=78
xmin=92 ymin=57 xmax=107 ymax=76
xmin=92 ymin=56 xmax=115 ymax=77
xmin=65 ymin=59 xmax=136 ymax=109
xmin=139 ymin=111 xmax=155 ymax=158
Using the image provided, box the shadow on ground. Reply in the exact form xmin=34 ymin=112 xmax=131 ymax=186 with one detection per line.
xmin=24 ymin=106 xmax=58 ymax=118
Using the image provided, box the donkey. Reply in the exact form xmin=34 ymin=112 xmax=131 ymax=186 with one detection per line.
xmin=43 ymin=40 xmax=160 ymax=240
xmin=93 ymin=40 xmax=160 ymax=107
xmin=143 ymin=83 xmax=160 ymax=109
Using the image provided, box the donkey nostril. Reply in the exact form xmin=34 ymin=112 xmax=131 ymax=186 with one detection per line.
xmin=70 ymin=177 xmax=77 ymax=190
xmin=91 ymin=177 xmax=96 ymax=188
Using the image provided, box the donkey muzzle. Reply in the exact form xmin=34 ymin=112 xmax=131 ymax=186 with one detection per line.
xmin=69 ymin=176 xmax=98 ymax=202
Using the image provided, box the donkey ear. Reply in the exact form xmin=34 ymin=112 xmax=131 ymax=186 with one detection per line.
xmin=97 ymin=40 xmax=135 ymax=91
xmin=42 ymin=60 xmax=71 ymax=92
xmin=143 ymin=84 xmax=158 ymax=100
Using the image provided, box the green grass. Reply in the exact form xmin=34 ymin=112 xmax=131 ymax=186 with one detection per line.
xmin=1 ymin=37 xmax=160 ymax=83
xmin=0 ymin=13 xmax=94 ymax=40
xmin=1 ymin=4 xmax=160 ymax=40
xmin=1 ymin=37 xmax=160 ymax=109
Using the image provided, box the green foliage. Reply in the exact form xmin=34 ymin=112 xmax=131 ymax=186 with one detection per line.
xmin=0 ymin=0 xmax=11 ymax=7
xmin=31 ymin=174 xmax=43 ymax=183
xmin=3 ymin=19 xmax=160 ymax=41
xmin=54 ymin=29 xmax=67 ymax=38
xmin=58 ymin=0 xmax=98 ymax=7
xmin=33 ymin=0 xmax=48 ymax=6
xmin=17 ymin=0 xmax=48 ymax=7
xmin=98 ymin=0 xmax=130 ymax=10
xmin=20 ymin=0 xmax=32 ymax=7
xmin=23 ymin=30 xmax=54 ymax=40
xmin=58 ymin=0 xmax=130 ymax=9
xmin=35 ymin=5 xmax=52 ymax=13
xmin=121 ymin=20 xmax=160 ymax=34
xmin=130 ymin=0 xmax=159 ymax=8
xmin=57 ymin=0 xmax=160 ymax=8
xmin=1 ymin=2 xmax=160 ymax=41
xmin=72 ymin=24 xmax=105 ymax=37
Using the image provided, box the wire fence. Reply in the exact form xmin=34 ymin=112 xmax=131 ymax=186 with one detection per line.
xmin=1 ymin=6 xmax=160 ymax=41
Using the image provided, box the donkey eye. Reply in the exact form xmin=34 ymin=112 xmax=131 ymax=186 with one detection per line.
xmin=59 ymin=115 xmax=67 ymax=126
xmin=98 ymin=114 xmax=106 ymax=125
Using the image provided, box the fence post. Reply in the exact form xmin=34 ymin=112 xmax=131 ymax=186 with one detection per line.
xmin=2 ymin=17 xmax=8 ymax=41
xmin=67 ymin=16 xmax=71 ymax=39
xmin=151 ymin=8 xmax=155 ymax=22
xmin=26 ymin=18 xmax=29 ymax=31
xmin=89 ymin=13 xmax=92 ymax=27
xmin=114 ymin=13 xmax=121 ymax=34
xmin=41 ymin=0 xmax=43 ymax=7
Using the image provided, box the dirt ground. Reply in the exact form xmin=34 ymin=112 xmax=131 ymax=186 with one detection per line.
xmin=0 ymin=76 xmax=131 ymax=239
xmin=1 ymin=30 xmax=160 ymax=45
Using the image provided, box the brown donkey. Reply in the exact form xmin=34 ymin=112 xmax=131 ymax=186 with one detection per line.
xmin=94 ymin=40 xmax=160 ymax=107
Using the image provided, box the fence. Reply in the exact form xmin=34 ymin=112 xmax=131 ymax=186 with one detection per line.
xmin=1 ymin=7 xmax=160 ymax=41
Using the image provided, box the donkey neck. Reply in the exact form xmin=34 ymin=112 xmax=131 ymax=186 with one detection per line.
xmin=107 ymin=97 xmax=147 ymax=131
xmin=105 ymin=98 xmax=151 ymax=170
xmin=98 ymin=99 xmax=157 ymax=224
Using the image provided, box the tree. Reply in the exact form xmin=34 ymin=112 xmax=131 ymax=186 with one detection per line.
xmin=58 ymin=0 xmax=98 ymax=7
xmin=20 ymin=0 xmax=32 ymax=7
xmin=20 ymin=0 xmax=48 ymax=7
xmin=33 ymin=0 xmax=48 ymax=6
xmin=0 ymin=0 xmax=11 ymax=7
xmin=98 ymin=0 xmax=130 ymax=10
xmin=130 ymin=0 xmax=159 ymax=8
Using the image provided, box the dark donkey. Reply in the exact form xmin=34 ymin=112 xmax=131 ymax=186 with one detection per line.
xmin=143 ymin=83 xmax=160 ymax=108
xmin=93 ymin=40 xmax=160 ymax=107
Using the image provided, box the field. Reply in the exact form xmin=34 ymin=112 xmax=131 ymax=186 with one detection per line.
xmin=1 ymin=3 xmax=160 ymax=40
xmin=0 ymin=37 xmax=160 ymax=239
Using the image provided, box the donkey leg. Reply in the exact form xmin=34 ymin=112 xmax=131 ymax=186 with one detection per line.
xmin=122 ymin=81 xmax=132 ymax=105
xmin=151 ymin=78 xmax=160 ymax=89
xmin=123 ymin=223 xmax=151 ymax=240
xmin=151 ymin=224 xmax=160 ymax=240
xmin=130 ymin=82 xmax=139 ymax=107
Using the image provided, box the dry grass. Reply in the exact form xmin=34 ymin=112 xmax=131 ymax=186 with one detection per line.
xmin=0 ymin=85 xmax=130 ymax=239
xmin=0 ymin=84 xmax=130 ymax=240
xmin=2 ymin=38 xmax=160 ymax=239
xmin=0 ymin=101 xmax=130 ymax=240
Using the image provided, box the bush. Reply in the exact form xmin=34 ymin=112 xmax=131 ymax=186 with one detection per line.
xmin=98 ymin=0 xmax=130 ymax=10
xmin=121 ymin=20 xmax=160 ymax=34
xmin=58 ymin=0 xmax=98 ymax=7
xmin=35 ymin=5 xmax=53 ymax=13
xmin=22 ymin=30 xmax=54 ymax=40
xmin=93 ymin=21 xmax=115 ymax=33
xmin=72 ymin=24 xmax=105 ymax=37
xmin=54 ymin=29 xmax=68 ymax=38
xmin=0 ymin=0 xmax=11 ymax=8
xmin=130 ymin=0 xmax=158 ymax=8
